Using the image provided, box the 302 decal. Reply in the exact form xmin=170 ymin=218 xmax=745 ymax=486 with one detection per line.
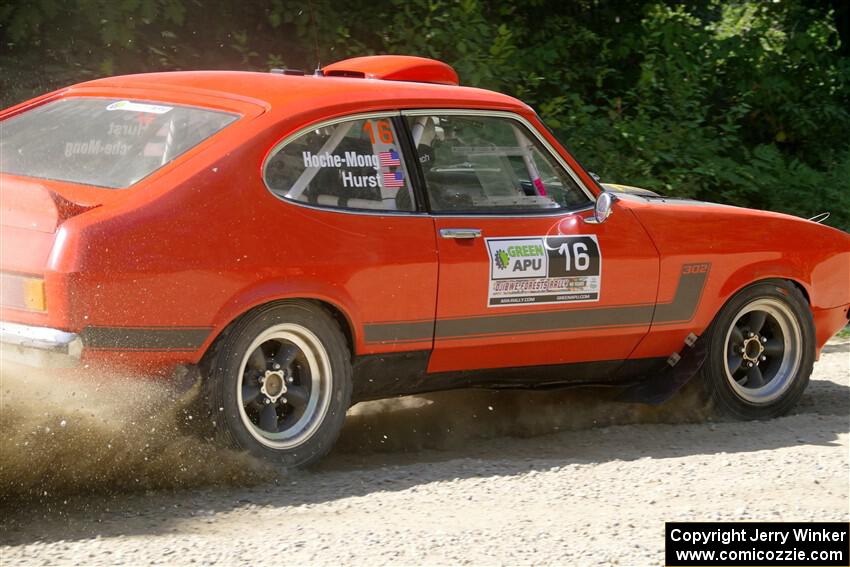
xmin=682 ymin=263 xmax=710 ymax=274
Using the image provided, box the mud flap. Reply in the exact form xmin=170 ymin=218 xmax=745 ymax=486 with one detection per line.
xmin=618 ymin=336 xmax=708 ymax=405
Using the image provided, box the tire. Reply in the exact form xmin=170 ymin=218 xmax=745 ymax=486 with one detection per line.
xmin=204 ymin=301 xmax=352 ymax=467
xmin=701 ymin=280 xmax=815 ymax=420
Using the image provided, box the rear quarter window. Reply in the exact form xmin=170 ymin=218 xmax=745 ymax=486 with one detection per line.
xmin=264 ymin=116 xmax=416 ymax=213
xmin=0 ymin=98 xmax=239 ymax=189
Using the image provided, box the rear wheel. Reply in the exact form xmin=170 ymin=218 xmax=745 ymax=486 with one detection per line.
xmin=205 ymin=301 xmax=352 ymax=467
xmin=701 ymin=280 xmax=814 ymax=419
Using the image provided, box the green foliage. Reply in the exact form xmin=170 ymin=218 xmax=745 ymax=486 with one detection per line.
xmin=1 ymin=0 xmax=848 ymax=230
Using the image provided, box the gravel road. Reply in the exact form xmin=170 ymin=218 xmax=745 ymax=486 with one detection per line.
xmin=1 ymin=338 xmax=848 ymax=566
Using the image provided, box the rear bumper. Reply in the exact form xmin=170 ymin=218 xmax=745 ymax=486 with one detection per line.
xmin=0 ymin=321 xmax=81 ymax=368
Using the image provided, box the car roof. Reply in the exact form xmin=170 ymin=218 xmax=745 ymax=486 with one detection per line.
xmin=75 ymin=70 xmax=530 ymax=116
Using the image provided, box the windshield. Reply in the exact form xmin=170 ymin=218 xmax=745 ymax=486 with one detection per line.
xmin=0 ymin=97 xmax=238 ymax=189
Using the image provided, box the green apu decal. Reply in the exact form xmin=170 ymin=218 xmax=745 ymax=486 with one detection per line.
xmin=485 ymin=236 xmax=602 ymax=307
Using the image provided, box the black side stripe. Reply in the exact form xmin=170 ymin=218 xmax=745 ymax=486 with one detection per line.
xmin=82 ymin=326 xmax=212 ymax=351
xmin=81 ymin=266 xmax=708 ymax=349
xmin=435 ymin=304 xmax=654 ymax=339
xmin=363 ymin=265 xmax=710 ymax=343
xmin=363 ymin=320 xmax=435 ymax=343
xmin=651 ymin=266 xmax=709 ymax=325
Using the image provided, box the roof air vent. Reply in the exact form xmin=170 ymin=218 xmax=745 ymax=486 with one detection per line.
xmin=322 ymin=55 xmax=459 ymax=86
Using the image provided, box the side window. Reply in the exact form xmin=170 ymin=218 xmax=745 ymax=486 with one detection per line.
xmin=405 ymin=114 xmax=591 ymax=213
xmin=264 ymin=117 xmax=415 ymax=212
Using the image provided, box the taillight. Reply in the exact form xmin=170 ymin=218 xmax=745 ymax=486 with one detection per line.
xmin=0 ymin=272 xmax=46 ymax=312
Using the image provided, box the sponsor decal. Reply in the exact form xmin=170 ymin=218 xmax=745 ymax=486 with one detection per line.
xmin=485 ymin=235 xmax=602 ymax=307
xmin=106 ymin=100 xmax=172 ymax=114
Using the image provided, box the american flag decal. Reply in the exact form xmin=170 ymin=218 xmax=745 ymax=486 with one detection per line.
xmin=382 ymin=170 xmax=405 ymax=188
xmin=379 ymin=149 xmax=401 ymax=167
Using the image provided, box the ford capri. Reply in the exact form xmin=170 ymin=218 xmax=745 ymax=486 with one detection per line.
xmin=1 ymin=55 xmax=848 ymax=467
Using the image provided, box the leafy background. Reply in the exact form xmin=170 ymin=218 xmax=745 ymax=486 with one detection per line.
xmin=1 ymin=0 xmax=848 ymax=230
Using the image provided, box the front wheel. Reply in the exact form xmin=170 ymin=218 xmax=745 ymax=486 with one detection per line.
xmin=205 ymin=301 xmax=352 ymax=467
xmin=701 ymin=280 xmax=815 ymax=420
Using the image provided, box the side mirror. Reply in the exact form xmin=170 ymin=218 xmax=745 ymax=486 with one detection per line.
xmin=585 ymin=191 xmax=616 ymax=224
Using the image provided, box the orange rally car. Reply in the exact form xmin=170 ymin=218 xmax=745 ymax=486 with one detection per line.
xmin=1 ymin=56 xmax=848 ymax=467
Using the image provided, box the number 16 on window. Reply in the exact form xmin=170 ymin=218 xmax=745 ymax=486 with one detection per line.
xmin=363 ymin=120 xmax=394 ymax=144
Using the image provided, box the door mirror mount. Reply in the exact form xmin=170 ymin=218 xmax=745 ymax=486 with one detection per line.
xmin=584 ymin=191 xmax=616 ymax=224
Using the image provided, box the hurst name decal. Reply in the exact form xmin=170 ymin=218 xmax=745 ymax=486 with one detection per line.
xmin=485 ymin=236 xmax=602 ymax=307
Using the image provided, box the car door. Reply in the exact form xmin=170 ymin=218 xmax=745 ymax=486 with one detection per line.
xmin=263 ymin=112 xmax=438 ymax=356
xmin=401 ymin=110 xmax=660 ymax=374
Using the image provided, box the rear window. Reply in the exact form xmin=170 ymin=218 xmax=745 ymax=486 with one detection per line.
xmin=0 ymin=98 xmax=238 ymax=189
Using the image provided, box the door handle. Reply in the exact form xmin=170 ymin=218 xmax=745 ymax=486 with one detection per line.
xmin=439 ymin=228 xmax=482 ymax=239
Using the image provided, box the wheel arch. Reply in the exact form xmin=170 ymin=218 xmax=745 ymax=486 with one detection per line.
xmin=687 ymin=268 xmax=813 ymax=350
xmin=716 ymin=261 xmax=813 ymax=313
xmin=199 ymin=284 xmax=360 ymax=367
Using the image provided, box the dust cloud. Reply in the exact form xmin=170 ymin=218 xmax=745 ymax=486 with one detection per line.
xmin=0 ymin=363 xmax=275 ymax=504
xmin=1 ymin=359 xmax=714 ymax=501
xmin=338 ymin=381 xmax=714 ymax=454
